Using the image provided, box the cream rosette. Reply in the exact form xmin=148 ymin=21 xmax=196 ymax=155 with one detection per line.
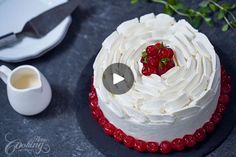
xmin=93 ymin=13 xmax=221 ymax=141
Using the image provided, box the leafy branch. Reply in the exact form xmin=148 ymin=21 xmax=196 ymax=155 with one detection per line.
xmin=130 ymin=0 xmax=236 ymax=31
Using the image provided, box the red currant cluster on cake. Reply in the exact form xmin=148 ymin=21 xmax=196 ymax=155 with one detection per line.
xmin=141 ymin=42 xmax=175 ymax=76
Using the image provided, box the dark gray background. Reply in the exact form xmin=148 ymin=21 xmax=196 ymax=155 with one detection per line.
xmin=0 ymin=0 xmax=236 ymax=156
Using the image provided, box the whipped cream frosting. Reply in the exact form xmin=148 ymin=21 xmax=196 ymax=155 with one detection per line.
xmin=93 ymin=13 xmax=221 ymax=141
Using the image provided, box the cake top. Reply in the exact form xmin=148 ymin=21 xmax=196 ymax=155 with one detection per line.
xmin=93 ymin=13 xmax=221 ymax=124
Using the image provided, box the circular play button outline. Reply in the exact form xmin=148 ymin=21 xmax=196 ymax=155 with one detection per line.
xmin=102 ymin=63 xmax=134 ymax=95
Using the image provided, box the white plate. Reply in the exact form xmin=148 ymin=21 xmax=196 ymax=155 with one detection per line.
xmin=0 ymin=0 xmax=72 ymax=62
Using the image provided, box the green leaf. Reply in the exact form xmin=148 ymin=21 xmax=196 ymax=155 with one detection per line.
xmin=164 ymin=4 xmax=174 ymax=15
xmin=142 ymin=51 xmax=147 ymax=57
xmin=221 ymin=3 xmax=235 ymax=10
xmin=130 ymin=0 xmax=139 ymax=4
xmin=167 ymin=0 xmax=176 ymax=5
xmin=198 ymin=6 xmax=212 ymax=16
xmin=191 ymin=16 xmax=201 ymax=28
xmin=199 ymin=0 xmax=209 ymax=7
xmin=230 ymin=20 xmax=236 ymax=27
xmin=217 ymin=10 xmax=225 ymax=20
xmin=204 ymin=17 xmax=213 ymax=26
xmin=173 ymin=3 xmax=185 ymax=10
xmin=141 ymin=51 xmax=147 ymax=63
xmin=222 ymin=24 xmax=229 ymax=31
xmin=209 ymin=4 xmax=217 ymax=11
xmin=160 ymin=58 xmax=170 ymax=65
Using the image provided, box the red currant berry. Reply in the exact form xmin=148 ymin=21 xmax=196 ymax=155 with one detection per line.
xmin=90 ymin=100 xmax=98 ymax=110
xmin=134 ymin=140 xmax=147 ymax=152
xmin=142 ymin=66 xmax=156 ymax=76
xmin=171 ymin=138 xmax=185 ymax=151
xmin=91 ymin=108 xmax=103 ymax=120
xmin=166 ymin=60 xmax=175 ymax=70
xmin=166 ymin=48 xmax=174 ymax=58
xmin=142 ymin=66 xmax=151 ymax=76
xmin=146 ymin=45 xmax=157 ymax=56
xmin=203 ymin=121 xmax=215 ymax=134
xmin=183 ymin=135 xmax=196 ymax=148
xmin=194 ymin=128 xmax=206 ymax=142
xmin=218 ymin=94 xmax=229 ymax=105
xmin=98 ymin=117 xmax=108 ymax=127
xmin=222 ymin=83 xmax=232 ymax=94
xmin=123 ymin=136 xmax=135 ymax=148
xmin=159 ymin=141 xmax=172 ymax=154
xmin=147 ymin=56 xmax=159 ymax=67
xmin=141 ymin=57 xmax=145 ymax=63
xmin=90 ymin=85 xmax=95 ymax=92
xmin=113 ymin=129 xmax=125 ymax=142
xmin=146 ymin=142 xmax=159 ymax=153
xmin=158 ymin=48 xmax=169 ymax=59
xmin=157 ymin=66 xmax=168 ymax=75
xmin=104 ymin=123 xmax=116 ymax=136
xmin=89 ymin=91 xmax=98 ymax=101
xmin=222 ymin=75 xmax=231 ymax=84
xmin=216 ymin=103 xmax=226 ymax=114
xmin=211 ymin=113 xmax=222 ymax=125
xmin=221 ymin=66 xmax=226 ymax=76
xmin=155 ymin=42 xmax=162 ymax=48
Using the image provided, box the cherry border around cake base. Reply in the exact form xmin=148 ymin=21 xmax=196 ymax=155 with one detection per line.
xmin=75 ymin=54 xmax=236 ymax=157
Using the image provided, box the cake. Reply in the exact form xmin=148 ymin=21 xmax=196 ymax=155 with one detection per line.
xmin=89 ymin=13 xmax=231 ymax=153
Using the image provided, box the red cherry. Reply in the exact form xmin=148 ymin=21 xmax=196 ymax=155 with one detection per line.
xmin=159 ymin=141 xmax=172 ymax=154
xmin=211 ymin=113 xmax=222 ymax=125
xmin=91 ymin=108 xmax=103 ymax=120
xmin=146 ymin=142 xmax=159 ymax=153
xmin=123 ymin=136 xmax=135 ymax=148
xmin=218 ymin=94 xmax=229 ymax=105
xmin=146 ymin=45 xmax=158 ymax=56
xmin=194 ymin=128 xmax=206 ymax=142
xmin=104 ymin=123 xmax=116 ymax=136
xmin=222 ymin=83 xmax=232 ymax=94
xmin=183 ymin=135 xmax=196 ymax=148
xmin=134 ymin=140 xmax=147 ymax=152
xmin=113 ymin=129 xmax=125 ymax=142
xmin=98 ymin=117 xmax=108 ymax=127
xmin=216 ymin=103 xmax=226 ymax=114
xmin=171 ymin=138 xmax=185 ymax=151
xmin=203 ymin=121 xmax=215 ymax=134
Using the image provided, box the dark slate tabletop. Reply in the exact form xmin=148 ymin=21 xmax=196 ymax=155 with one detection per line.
xmin=0 ymin=0 xmax=236 ymax=157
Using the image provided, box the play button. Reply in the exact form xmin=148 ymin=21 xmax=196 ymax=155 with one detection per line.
xmin=113 ymin=73 xmax=124 ymax=85
xmin=102 ymin=63 xmax=134 ymax=95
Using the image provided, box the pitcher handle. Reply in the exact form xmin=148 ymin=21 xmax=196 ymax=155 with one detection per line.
xmin=0 ymin=65 xmax=11 ymax=84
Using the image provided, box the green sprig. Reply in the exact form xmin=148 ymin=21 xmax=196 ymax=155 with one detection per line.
xmin=130 ymin=0 xmax=236 ymax=32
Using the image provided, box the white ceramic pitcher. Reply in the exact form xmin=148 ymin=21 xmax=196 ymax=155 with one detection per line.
xmin=0 ymin=65 xmax=52 ymax=116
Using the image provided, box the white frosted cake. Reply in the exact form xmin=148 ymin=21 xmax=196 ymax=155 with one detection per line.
xmin=91 ymin=13 xmax=224 ymax=153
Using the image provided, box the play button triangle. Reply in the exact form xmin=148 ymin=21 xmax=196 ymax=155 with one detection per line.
xmin=113 ymin=73 xmax=124 ymax=85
